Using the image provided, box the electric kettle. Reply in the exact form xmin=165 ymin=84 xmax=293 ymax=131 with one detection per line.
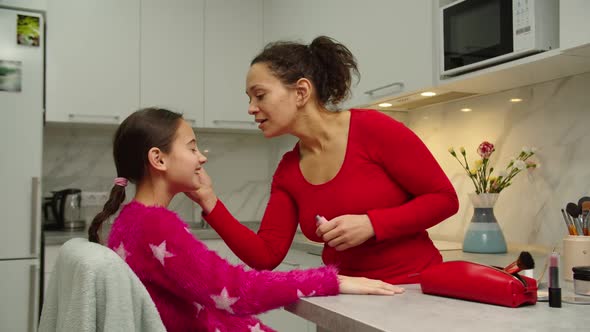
xmin=42 ymin=188 xmax=85 ymax=230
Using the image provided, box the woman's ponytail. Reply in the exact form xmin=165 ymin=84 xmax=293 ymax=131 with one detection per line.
xmin=251 ymin=35 xmax=359 ymax=108
xmin=88 ymin=184 xmax=126 ymax=243
xmin=308 ymin=36 xmax=359 ymax=106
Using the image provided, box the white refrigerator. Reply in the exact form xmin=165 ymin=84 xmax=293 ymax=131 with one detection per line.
xmin=0 ymin=6 xmax=44 ymax=332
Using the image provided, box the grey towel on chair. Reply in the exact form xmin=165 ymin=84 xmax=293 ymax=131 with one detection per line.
xmin=39 ymin=238 xmax=166 ymax=332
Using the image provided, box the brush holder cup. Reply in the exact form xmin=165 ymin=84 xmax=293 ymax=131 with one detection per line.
xmin=563 ymin=236 xmax=590 ymax=281
xmin=462 ymin=193 xmax=507 ymax=254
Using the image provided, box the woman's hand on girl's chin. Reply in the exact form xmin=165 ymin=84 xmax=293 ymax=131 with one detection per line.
xmin=185 ymin=167 xmax=218 ymax=213
xmin=337 ymin=275 xmax=404 ymax=295
xmin=185 ymin=189 xmax=218 ymax=214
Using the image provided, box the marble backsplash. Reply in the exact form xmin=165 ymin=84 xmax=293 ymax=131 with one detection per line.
xmin=408 ymin=71 xmax=590 ymax=248
xmin=42 ymin=124 xmax=291 ymax=226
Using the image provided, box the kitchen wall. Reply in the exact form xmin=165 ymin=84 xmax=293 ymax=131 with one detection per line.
xmin=42 ymin=124 xmax=292 ymax=226
xmin=409 ymin=71 xmax=590 ymax=248
xmin=42 ymin=71 xmax=590 ymax=248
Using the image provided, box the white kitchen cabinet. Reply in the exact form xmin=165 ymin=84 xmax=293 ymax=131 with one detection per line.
xmin=0 ymin=0 xmax=46 ymax=10
xmin=559 ymin=0 xmax=590 ymax=56
xmin=202 ymin=0 xmax=262 ymax=130
xmin=258 ymin=249 xmax=322 ymax=332
xmin=46 ymin=0 xmax=140 ymax=124
xmin=140 ymin=0 xmax=205 ymax=127
xmin=263 ymin=0 xmax=434 ymax=109
xmin=0 ymin=259 xmax=40 ymax=332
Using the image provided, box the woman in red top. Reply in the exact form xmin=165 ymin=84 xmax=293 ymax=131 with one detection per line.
xmin=190 ymin=36 xmax=459 ymax=285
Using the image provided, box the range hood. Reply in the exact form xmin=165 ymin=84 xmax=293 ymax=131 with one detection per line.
xmin=368 ymin=89 xmax=477 ymax=111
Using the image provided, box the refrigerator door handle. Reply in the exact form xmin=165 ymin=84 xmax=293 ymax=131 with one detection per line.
xmin=31 ymin=177 xmax=40 ymax=255
xmin=28 ymin=264 xmax=39 ymax=332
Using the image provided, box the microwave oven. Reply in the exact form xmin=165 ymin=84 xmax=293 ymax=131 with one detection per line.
xmin=440 ymin=0 xmax=559 ymax=77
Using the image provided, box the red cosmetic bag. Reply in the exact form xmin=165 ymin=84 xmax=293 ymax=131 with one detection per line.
xmin=419 ymin=261 xmax=538 ymax=307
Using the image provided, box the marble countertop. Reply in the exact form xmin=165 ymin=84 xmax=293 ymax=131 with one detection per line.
xmin=285 ymin=282 xmax=586 ymax=332
xmin=43 ymin=221 xmax=261 ymax=245
xmin=284 ymin=249 xmax=588 ymax=332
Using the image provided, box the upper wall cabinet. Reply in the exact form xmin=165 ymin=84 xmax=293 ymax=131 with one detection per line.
xmin=263 ymin=0 xmax=433 ymax=110
xmin=560 ymin=0 xmax=590 ymax=56
xmin=46 ymin=0 xmax=140 ymax=124
xmin=0 ymin=0 xmax=46 ymax=10
xmin=140 ymin=0 xmax=205 ymax=127
xmin=202 ymin=0 xmax=262 ymax=130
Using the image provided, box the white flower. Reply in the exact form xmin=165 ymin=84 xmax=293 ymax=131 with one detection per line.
xmin=522 ymin=146 xmax=531 ymax=154
xmin=513 ymin=160 xmax=526 ymax=170
xmin=531 ymin=147 xmax=538 ymax=153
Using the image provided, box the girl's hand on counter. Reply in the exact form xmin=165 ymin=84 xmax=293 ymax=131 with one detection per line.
xmin=184 ymin=166 xmax=218 ymax=214
xmin=316 ymin=214 xmax=375 ymax=251
xmin=338 ymin=275 xmax=404 ymax=295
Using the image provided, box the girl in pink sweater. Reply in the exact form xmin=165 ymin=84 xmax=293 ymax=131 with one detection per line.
xmin=88 ymin=108 xmax=403 ymax=332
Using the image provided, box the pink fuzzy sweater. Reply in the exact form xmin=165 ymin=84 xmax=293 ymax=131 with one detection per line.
xmin=107 ymin=201 xmax=339 ymax=332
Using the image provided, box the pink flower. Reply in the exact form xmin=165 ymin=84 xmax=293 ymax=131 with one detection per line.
xmin=477 ymin=141 xmax=495 ymax=159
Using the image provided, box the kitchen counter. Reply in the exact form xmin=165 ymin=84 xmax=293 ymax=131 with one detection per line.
xmin=43 ymin=221 xmax=261 ymax=245
xmin=285 ymin=249 xmax=588 ymax=332
xmin=285 ymin=283 xmax=586 ymax=332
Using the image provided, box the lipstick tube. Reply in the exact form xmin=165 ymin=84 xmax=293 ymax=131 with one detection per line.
xmin=315 ymin=215 xmax=328 ymax=226
xmin=548 ymin=252 xmax=562 ymax=308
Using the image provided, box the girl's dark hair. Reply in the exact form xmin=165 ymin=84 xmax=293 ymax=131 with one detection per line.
xmin=88 ymin=107 xmax=183 ymax=243
xmin=251 ymin=35 xmax=359 ymax=107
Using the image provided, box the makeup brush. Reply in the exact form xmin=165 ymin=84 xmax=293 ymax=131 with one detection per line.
xmin=566 ymin=202 xmax=582 ymax=218
xmin=503 ymin=251 xmax=535 ymax=274
xmin=566 ymin=202 xmax=583 ymax=235
xmin=577 ymin=196 xmax=590 ymax=211
xmin=561 ymin=209 xmax=575 ymax=235
xmin=581 ymin=201 xmax=590 ymax=236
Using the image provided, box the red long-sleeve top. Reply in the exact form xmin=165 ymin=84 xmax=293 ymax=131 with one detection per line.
xmin=205 ymin=109 xmax=459 ymax=284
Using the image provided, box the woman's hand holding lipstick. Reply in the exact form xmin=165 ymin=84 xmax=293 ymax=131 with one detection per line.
xmin=315 ymin=214 xmax=375 ymax=251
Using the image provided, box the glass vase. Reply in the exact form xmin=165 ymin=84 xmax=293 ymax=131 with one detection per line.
xmin=462 ymin=193 xmax=507 ymax=254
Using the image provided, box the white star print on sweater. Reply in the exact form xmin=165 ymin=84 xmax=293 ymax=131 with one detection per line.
xmin=108 ymin=201 xmax=340 ymax=332
xmin=114 ymin=242 xmax=129 ymax=261
xmin=249 ymin=323 xmax=264 ymax=332
xmin=149 ymin=240 xmax=175 ymax=266
xmin=297 ymin=289 xmax=316 ymax=298
xmin=211 ymin=287 xmax=240 ymax=314
xmin=193 ymin=302 xmax=204 ymax=317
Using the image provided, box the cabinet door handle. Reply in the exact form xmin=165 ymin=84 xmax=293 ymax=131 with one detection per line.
xmin=185 ymin=118 xmax=198 ymax=124
xmin=28 ymin=264 xmax=38 ymax=332
xmin=212 ymin=120 xmax=257 ymax=126
xmin=68 ymin=113 xmax=120 ymax=122
xmin=30 ymin=177 xmax=40 ymax=256
xmin=282 ymin=261 xmax=300 ymax=267
xmin=364 ymin=82 xmax=405 ymax=96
